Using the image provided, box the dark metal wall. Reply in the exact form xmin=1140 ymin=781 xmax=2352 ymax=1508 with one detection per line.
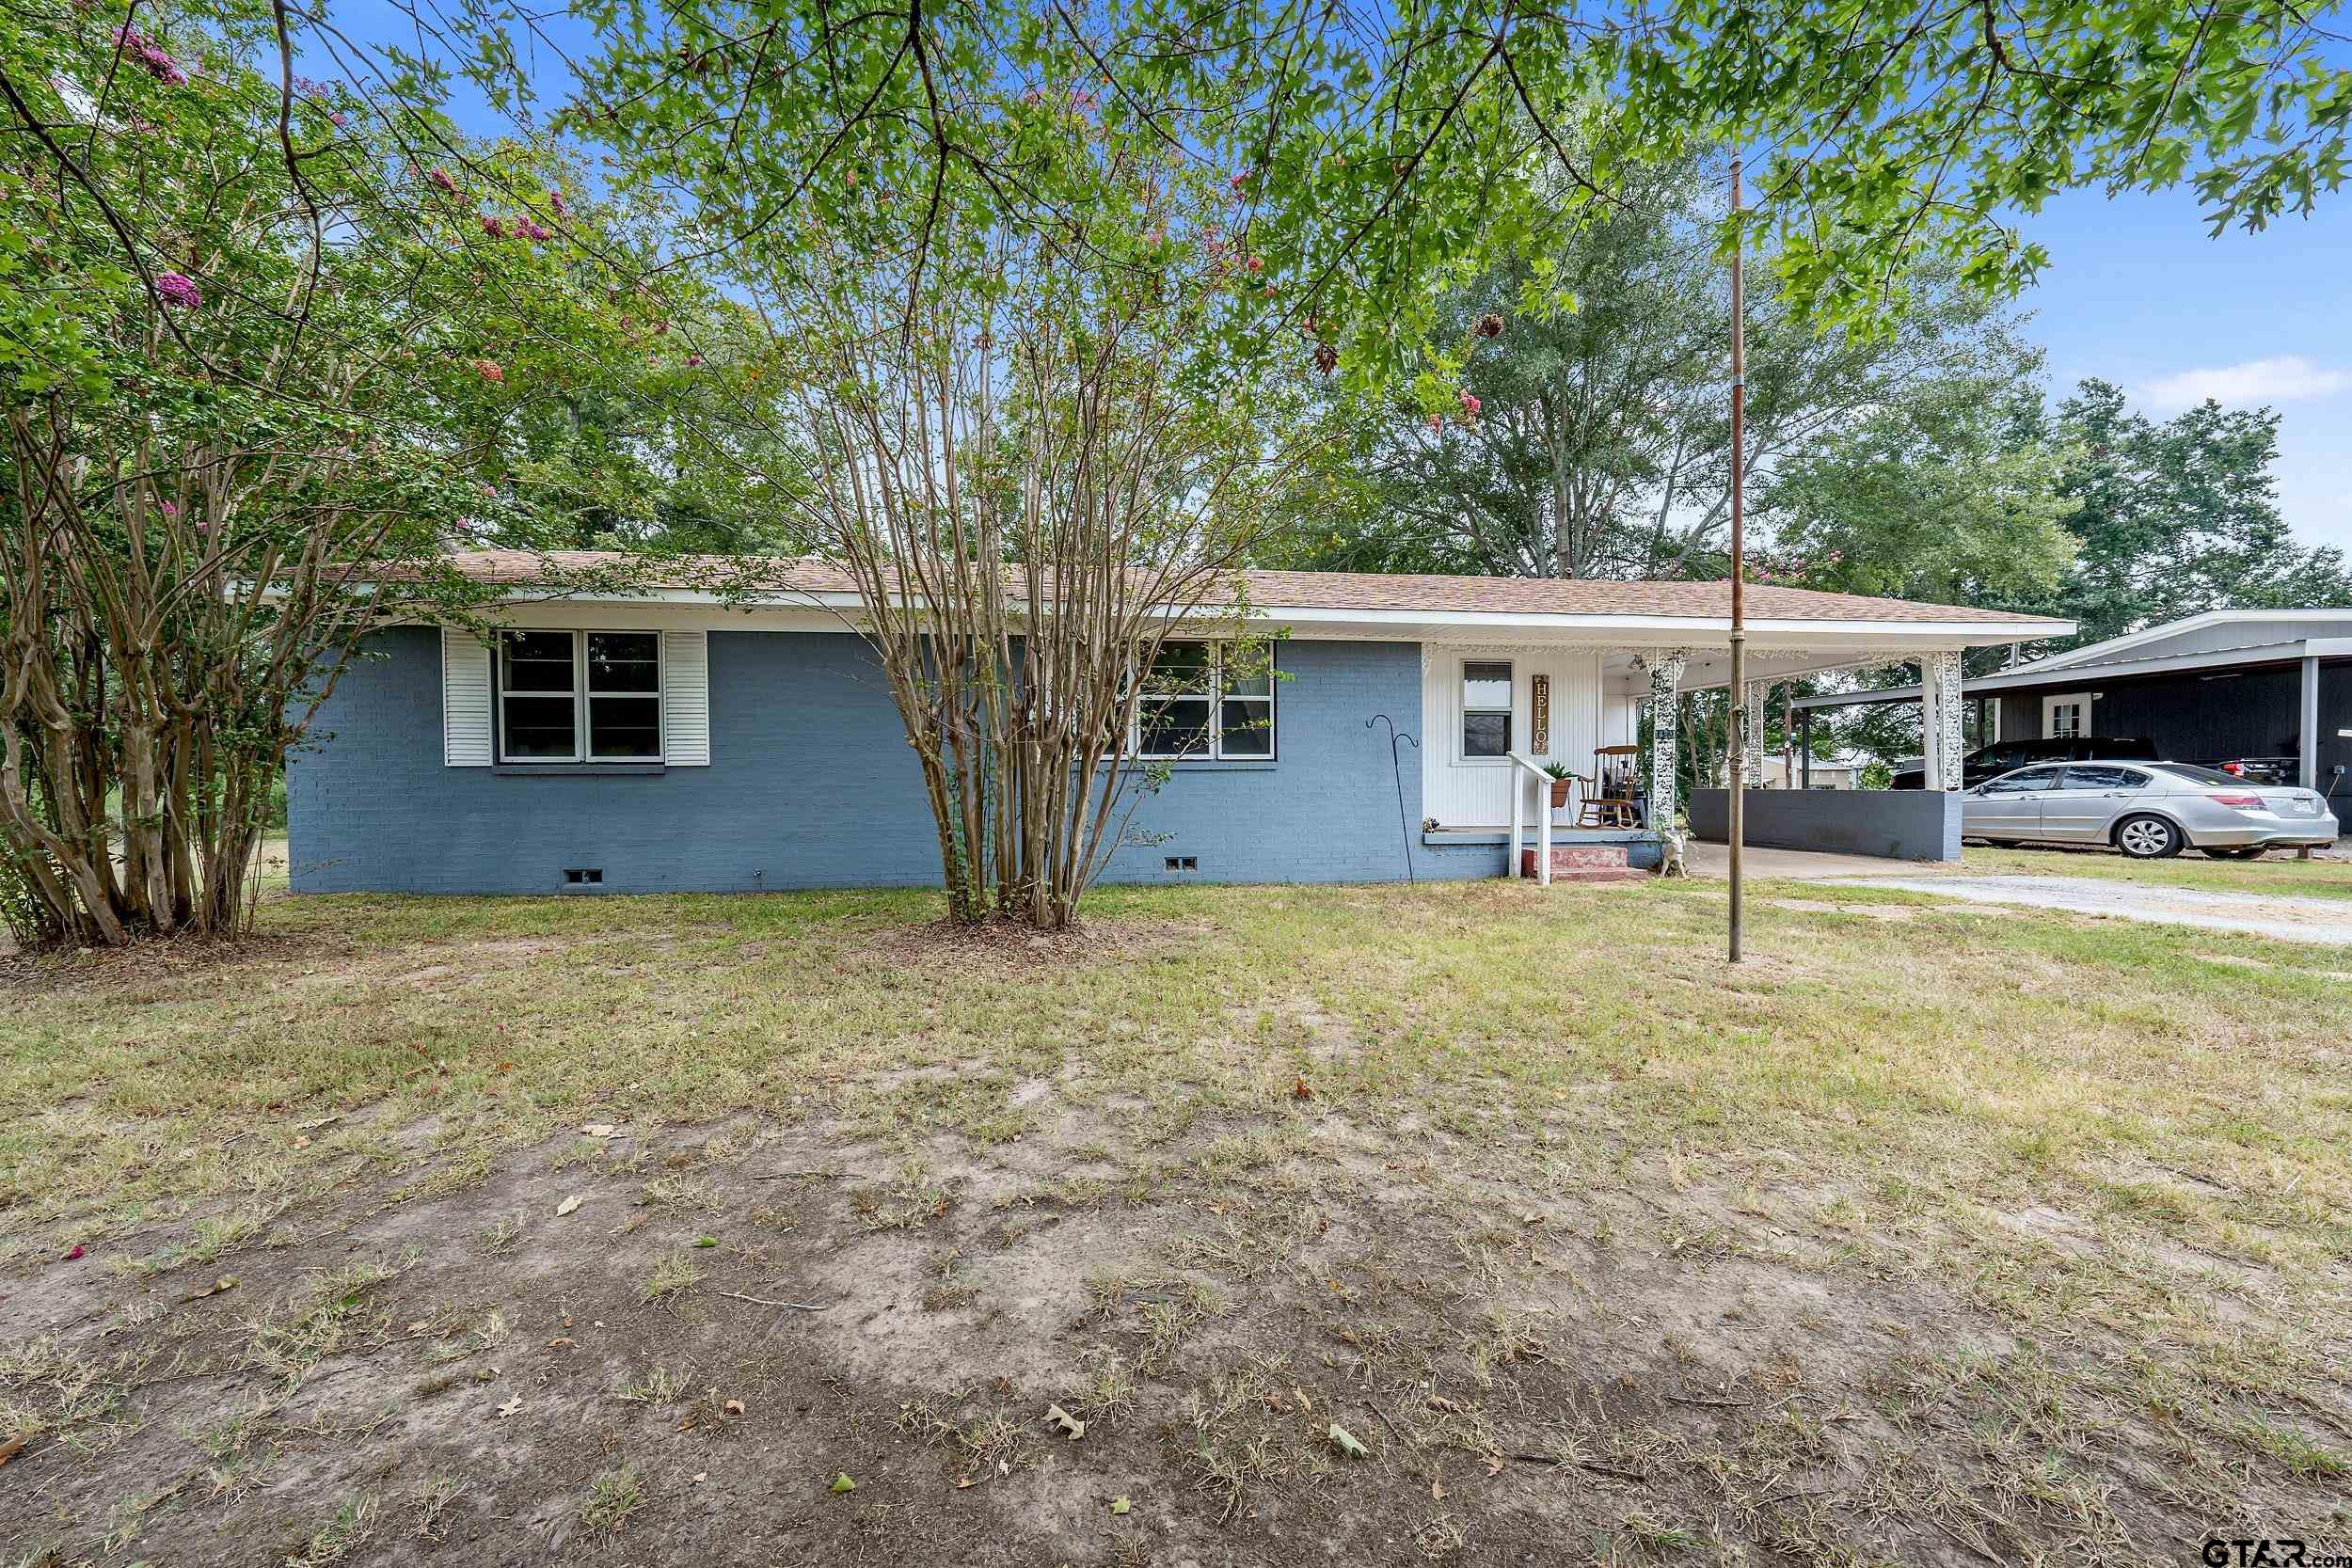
xmin=1993 ymin=658 xmax=2351 ymax=831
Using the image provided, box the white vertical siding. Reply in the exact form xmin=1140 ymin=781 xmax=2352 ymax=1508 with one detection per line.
xmin=1549 ymin=649 xmax=1601 ymax=775
xmin=441 ymin=627 xmax=493 ymax=767
xmin=661 ymin=627 xmax=711 ymax=766
xmin=1421 ymin=644 xmax=1608 ymax=829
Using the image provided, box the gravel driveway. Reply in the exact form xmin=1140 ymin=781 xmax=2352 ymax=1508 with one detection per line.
xmin=1824 ymin=874 xmax=2352 ymax=944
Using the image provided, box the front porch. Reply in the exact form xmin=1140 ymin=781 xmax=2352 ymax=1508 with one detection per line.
xmin=1414 ymin=637 xmax=1992 ymax=878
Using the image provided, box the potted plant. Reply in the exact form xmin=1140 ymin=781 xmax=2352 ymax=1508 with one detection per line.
xmin=1540 ymin=760 xmax=1574 ymax=810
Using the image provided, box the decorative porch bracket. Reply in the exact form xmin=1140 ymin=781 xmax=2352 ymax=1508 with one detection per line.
xmin=1920 ymin=649 xmax=1966 ymax=791
xmin=1642 ymin=649 xmax=1691 ymax=826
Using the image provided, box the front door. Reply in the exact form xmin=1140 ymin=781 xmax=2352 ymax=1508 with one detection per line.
xmin=1963 ymin=764 xmax=2064 ymax=841
xmin=1421 ymin=647 xmax=1602 ymax=828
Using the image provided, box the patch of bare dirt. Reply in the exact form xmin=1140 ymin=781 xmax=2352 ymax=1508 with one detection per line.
xmin=0 ymin=929 xmax=351 ymax=996
xmin=1 ymin=1102 xmax=2336 ymax=1567
xmin=1760 ymin=898 xmax=1921 ymax=921
xmin=861 ymin=912 xmax=1208 ymax=974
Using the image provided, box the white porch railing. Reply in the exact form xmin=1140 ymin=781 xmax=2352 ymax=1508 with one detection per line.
xmin=1506 ymin=752 xmax=1554 ymax=886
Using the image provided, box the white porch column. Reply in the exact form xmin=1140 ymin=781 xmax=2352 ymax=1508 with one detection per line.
xmin=1645 ymin=649 xmax=1689 ymax=826
xmin=1740 ymin=680 xmax=1767 ymax=787
xmin=2299 ymin=655 xmax=2321 ymax=791
xmin=1920 ymin=649 xmax=1965 ymax=791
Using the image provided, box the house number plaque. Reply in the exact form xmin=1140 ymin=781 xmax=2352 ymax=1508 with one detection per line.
xmin=1531 ymin=673 xmax=1549 ymax=753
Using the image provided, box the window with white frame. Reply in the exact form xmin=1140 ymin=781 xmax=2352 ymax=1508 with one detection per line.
xmin=1460 ymin=659 xmax=1513 ymax=758
xmin=2042 ymin=691 xmax=2092 ymax=739
xmin=496 ymin=630 xmax=663 ymax=762
xmin=1131 ymin=641 xmax=1274 ymax=760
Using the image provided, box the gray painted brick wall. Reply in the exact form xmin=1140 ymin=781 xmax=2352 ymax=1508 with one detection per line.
xmin=1689 ymin=786 xmax=1961 ymax=861
xmin=288 ymin=627 xmax=1489 ymax=894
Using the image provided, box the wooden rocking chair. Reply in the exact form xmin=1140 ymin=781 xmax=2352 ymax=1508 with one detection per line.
xmin=1577 ymin=745 xmax=1642 ymax=829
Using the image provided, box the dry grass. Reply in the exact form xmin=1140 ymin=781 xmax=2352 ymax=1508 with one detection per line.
xmin=8 ymin=869 xmax=2350 ymax=1290
xmin=1963 ymin=839 xmax=2352 ymax=898
xmin=4 ymin=863 xmax=2350 ymax=1560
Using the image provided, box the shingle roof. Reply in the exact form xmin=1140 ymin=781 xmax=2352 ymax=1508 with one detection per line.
xmin=442 ymin=550 xmax=2069 ymax=628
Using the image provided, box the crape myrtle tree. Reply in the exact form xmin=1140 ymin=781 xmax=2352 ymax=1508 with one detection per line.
xmin=713 ymin=111 xmax=1312 ymax=929
xmin=0 ymin=2 xmax=737 ymax=945
xmin=458 ymin=0 xmax=2352 ymax=380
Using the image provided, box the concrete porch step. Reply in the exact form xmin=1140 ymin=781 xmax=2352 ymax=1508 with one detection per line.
xmin=1518 ymin=845 xmax=1646 ymax=882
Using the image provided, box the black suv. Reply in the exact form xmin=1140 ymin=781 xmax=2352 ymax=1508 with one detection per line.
xmin=1892 ymin=736 xmax=2158 ymax=791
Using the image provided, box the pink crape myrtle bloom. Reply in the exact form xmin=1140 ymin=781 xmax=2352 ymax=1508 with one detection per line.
xmin=428 ymin=166 xmax=458 ymax=194
xmin=1458 ymin=389 xmax=1481 ymax=420
xmin=153 ymin=271 xmax=200 ymax=309
xmin=113 ymin=26 xmax=185 ymax=87
xmin=481 ymin=214 xmax=507 ymax=239
xmin=469 ymin=358 xmax=504 ymax=382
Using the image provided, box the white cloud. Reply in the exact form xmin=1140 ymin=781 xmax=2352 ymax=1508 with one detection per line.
xmin=2137 ymin=356 xmax=2352 ymax=412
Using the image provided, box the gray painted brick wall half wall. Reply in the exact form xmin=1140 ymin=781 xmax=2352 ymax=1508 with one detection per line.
xmin=288 ymin=626 xmax=1511 ymax=895
xmin=1689 ymin=785 xmax=1963 ymax=862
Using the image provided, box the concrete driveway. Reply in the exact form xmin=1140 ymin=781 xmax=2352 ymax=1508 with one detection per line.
xmin=1682 ymin=842 xmax=1964 ymax=880
xmin=1820 ymin=873 xmax=2352 ymax=944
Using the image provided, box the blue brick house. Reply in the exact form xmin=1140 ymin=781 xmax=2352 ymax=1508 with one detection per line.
xmin=286 ymin=552 xmax=2067 ymax=895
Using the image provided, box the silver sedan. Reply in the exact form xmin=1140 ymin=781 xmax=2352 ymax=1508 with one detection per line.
xmin=1960 ymin=760 xmax=2341 ymax=860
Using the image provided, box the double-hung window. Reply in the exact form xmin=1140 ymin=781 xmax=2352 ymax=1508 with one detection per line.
xmin=1460 ymin=659 xmax=1513 ymax=758
xmin=496 ymin=630 xmax=663 ymax=762
xmin=1132 ymin=641 xmax=1274 ymax=760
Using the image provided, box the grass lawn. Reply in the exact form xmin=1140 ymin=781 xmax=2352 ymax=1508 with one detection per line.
xmin=4 ymin=868 xmax=2349 ymax=1564
xmin=1959 ymin=840 xmax=2352 ymax=900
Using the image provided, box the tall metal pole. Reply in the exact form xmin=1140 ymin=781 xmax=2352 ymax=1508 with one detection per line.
xmin=1727 ymin=158 xmax=1747 ymax=964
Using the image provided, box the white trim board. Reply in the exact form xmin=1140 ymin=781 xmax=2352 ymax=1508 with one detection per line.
xmin=453 ymin=590 xmax=2062 ymax=646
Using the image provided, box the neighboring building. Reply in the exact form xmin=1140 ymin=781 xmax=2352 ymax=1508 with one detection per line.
xmin=286 ymin=552 xmax=2067 ymax=894
xmin=1794 ymin=609 xmax=2352 ymax=833
xmin=1758 ymin=754 xmax=1864 ymax=789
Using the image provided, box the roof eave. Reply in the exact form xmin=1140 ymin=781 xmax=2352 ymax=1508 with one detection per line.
xmin=471 ymin=583 xmax=2066 ymax=642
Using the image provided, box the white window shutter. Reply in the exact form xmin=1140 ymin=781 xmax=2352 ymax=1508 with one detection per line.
xmin=662 ymin=628 xmax=711 ymax=765
xmin=441 ymin=627 xmax=493 ymax=767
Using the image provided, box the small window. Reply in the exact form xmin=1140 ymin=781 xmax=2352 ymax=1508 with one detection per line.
xmin=2043 ymin=693 xmax=2092 ymax=738
xmin=1132 ymin=642 xmax=1275 ymax=761
xmin=497 ymin=630 xmax=663 ymax=763
xmin=1461 ymin=660 xmax=1512 ymax=758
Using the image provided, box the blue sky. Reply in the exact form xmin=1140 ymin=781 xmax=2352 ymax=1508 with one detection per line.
xmin=2013 ymin=185 xmax=2352 ymax=554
